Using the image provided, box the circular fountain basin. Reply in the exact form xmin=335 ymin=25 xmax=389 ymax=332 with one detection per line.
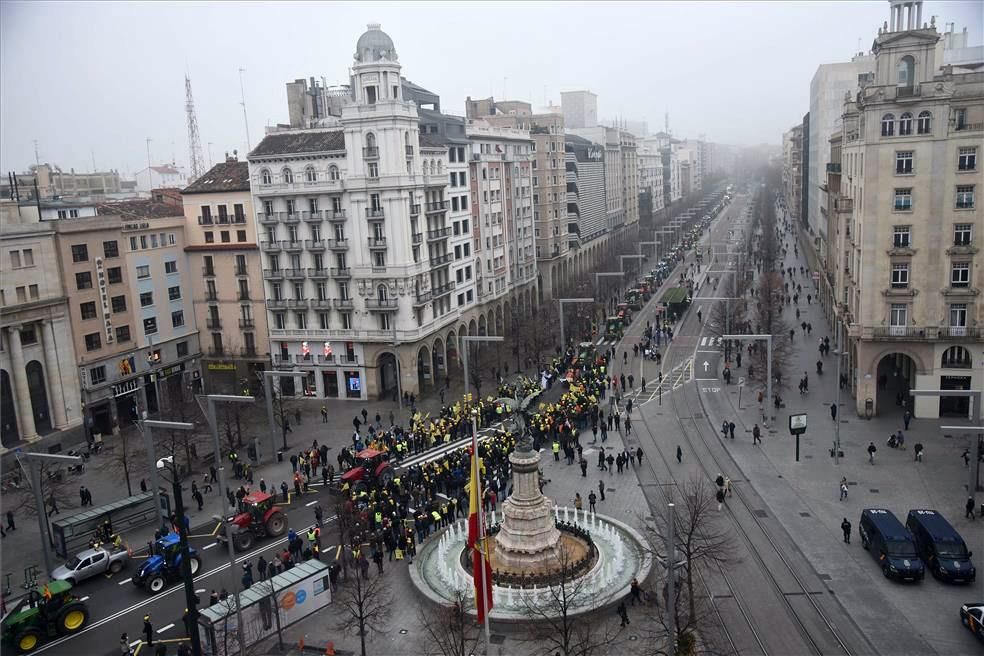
xmin=409 ymin=506 xmax=652 ymax=621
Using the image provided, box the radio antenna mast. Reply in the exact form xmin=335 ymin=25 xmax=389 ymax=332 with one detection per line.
xmin=185 ymin=75 xmax=205 ymax=179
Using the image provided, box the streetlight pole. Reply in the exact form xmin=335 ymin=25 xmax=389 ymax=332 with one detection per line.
xmin=196 ymin=394 xmax=255 ymax=517
xmin=14 ymin=452 xmax=82 ymax=575
xmin=723 ymin=334 xmax=773 ymax=426
xmin=911 ymin=389 xmax=982 ymax=493
xmin=831 ymin=322 xmax=848 ymax=465
xmin=261 ymin=371 xmax=306 ymax=459
xmin=136 ymin=419 xmax=169 ymax=530
xmin=557 ymin=298 xmax=594 ymax=351
xmin=144 ymin=420 xmax=203 ymax=656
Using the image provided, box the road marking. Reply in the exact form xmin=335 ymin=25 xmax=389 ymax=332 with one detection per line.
xmin=195 ymin=588 xmax=206 ymax=594
xmin=156 ymin=623 xmax=174 ymax=634
xmin=130 ymin=639 xmax=142 ymax=648
xmin=202 ymin=542 xmax=218 ymax=550
xmin=80 ymin=596 xmax=90 ymax=602
xmin=306 ymin=499 xmax=319 ymax=507
xmin=118 ymin=577 xmax=132 ymax=585
xmin=210 ymin=522 xmax=222 ymax=537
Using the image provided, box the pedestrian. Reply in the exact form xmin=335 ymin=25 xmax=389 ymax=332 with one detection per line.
xmin=752 ymin=424 xmax=761 ymax=445
xmin=588 ymin=491 xmax=597 ymax=513
xmin=617 ymin=600 xmax=630 ymax=627
xmin=903 ymin=410 xmax=912 ymax=430
xmin=967 ymin=497 xmax=976 ymax=520
xmin=636 ymin=447 xmax=644 ymax=464
xmin=598 ymin=480 xmax=606 ymax=502
xmin=839 ymin=477 xmax=848 ymax=501
xmin=280 ymin=480 xmax=289 ymax=503
xmin=574 ymin=493 xmax=583 ymax=512
xmin=5 ymin=511 xmax=14 ymax=531
xmin=841 ymin=518 xmax=851 ymax=543
xmin=867 ymin=441 xmax=877 ymax=465
xmin=724 ymin=476 xmax=733 ymax=497
xmin=728 ymin=421 xmax=736 ymax=440
xmin=716 ymin=488 xmax=725 ymax=511
xmin=676 ymin=445 xmax=683 ymax=463
xmin=258 ymin=555 xmax=268 ymax=580
xmin=120 ymin=633 xmax=132 ymax=656
xmin=630 ymin=577 xmax=641 ymax=606
xmin=143 ymin=614 xmax=153 ymax=646
xmin=606 ymin=453 xmax=615 ymax=473
xmin=321 ymin=406 xmax=328 ymax=423
xmin=580 ymin=458 xmax=588 ymax=477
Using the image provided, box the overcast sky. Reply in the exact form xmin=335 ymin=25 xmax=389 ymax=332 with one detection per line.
xmin=1 ymin=1 xmax=980 ymax=178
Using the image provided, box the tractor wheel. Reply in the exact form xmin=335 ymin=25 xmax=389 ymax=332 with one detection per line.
xmin=188 ymin=556 xmax=202 ymax=575
xmin=109 ymin=560 xmax=124 ymax=574
xmin=378 ymin=466 xmax=394 ymax=486
xmin=14 ymin=627 xmax=43 ymax=653
xmin=57 ymin=602 xmax=89 ymax=635
xmin=234 ymin=532 xmax=254 ymax=551
xmin=265 ymin=511 xmax=287 ymax=538
xmin=148 ymin=575 xmax=166 ymax=594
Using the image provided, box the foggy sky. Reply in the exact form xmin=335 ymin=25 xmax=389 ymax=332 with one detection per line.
xmin=1 ymin=1 xmax=980 ymax=178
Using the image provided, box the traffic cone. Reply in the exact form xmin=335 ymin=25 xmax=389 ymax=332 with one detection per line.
xmin=325 ymin=642 xmax=336 ymax=656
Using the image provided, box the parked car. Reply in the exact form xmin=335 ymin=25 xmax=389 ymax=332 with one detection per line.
xmin=859 ymin=508 xmax=924 ymax=582
xmin=960 ymin=603 xmax=984 ymax=642
xmin=50 ymin=545 xmax=128 ymax=586
xmin=906 ymin=509 xmax=975 ymax=583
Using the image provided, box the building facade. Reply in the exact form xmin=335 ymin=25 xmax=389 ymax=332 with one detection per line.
xmin=0 ymin=201 xmax=83 ymax=452
xmin=181 ymin=157 xmax=270 ymax=393
xmin=831 ymin=0 xmax=983 ymax=418
xmin=782 ymin=124 xmax=804 ymax=223
xmin=560 ymin=90 xmax=598 ymax=129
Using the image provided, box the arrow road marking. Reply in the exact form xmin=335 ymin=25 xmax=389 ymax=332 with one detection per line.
xmin=703 ymin=361 xmax=710 ymax=372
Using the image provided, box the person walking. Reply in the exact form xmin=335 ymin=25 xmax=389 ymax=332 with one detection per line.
xmin=580 ymin=458 xmax=588 ymax=477
xmin=867 ymin=441 xmax=877 ymax=465
xmin=617 ymin=600 xmax=630 ymax=627
xmin=574 ymin=493 xmax=583 ymax=512
xmin=728 ymin=421 xmax=736 ymax=440
xmin=598 ymin=480 xmax=606 ymax=502
xmin=676 ymin=445 xmax=683 ymax=463
xmin=716 ymin=488 xmax=726 ymax=511
xmin=321 ymin=406 xmax=328 ymax=423
xmin=967 ymin=497 xmax=977 ymax=520
xmin=841 ymin=518 xmax=851 ymax=544
xmin=752 ymin=424 xmax=761 ymax=445
xmin=839 ymin=477 xmax=848 ymax=501
xmin=588 ymin=491 xmax=597 ymax=513
xmin=903 ymin=409 xmax=911 ymax=430
xmin=142 ymin=614 xmax=153 ymax=647
xmin=606 ymin=453 xmax=615 ymax=474
xmin=5 ymin=511 xmax=15 ymax=531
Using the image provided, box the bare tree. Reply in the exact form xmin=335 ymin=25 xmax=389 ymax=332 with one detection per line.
xmin=105 ymin=424 xmax=148 ymax=497
xmin=520 ymin=541 xmax=626 ymax=656
xmin=14 ymin=461 xmax=77 ymax=519
xmin=333 ymin=564 xmax=392 ymax=656
xmin=417 ymin=589 xmax=481 ymax=656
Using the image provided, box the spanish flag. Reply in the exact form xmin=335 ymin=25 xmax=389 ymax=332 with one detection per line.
xmin=467 ymin=442 xmax=494 ymax=624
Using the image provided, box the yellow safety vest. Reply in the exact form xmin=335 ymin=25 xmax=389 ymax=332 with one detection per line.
xmin=431 ymin=511 xmax=441 ymax=523
xmin=375 ymin=512 xmax=382 ymax=524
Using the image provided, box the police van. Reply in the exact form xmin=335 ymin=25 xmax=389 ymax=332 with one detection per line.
xmin=905 ymin=509 xmax=975 ymax=584
xmin=859 ymin=508 xmax=925 ymax=582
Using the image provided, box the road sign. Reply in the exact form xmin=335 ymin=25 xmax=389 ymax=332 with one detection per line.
xmin=789 ymin=413 xmax=807 ymax=435
xmin=811 ymin=271 xmax=820 ymax=282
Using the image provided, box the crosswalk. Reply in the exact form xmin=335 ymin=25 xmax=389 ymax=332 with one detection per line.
xmin=698 ymin=336 xmax=724 ymax=348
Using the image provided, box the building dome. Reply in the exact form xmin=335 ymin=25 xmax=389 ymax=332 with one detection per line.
xmin=354 ymin=23 xmax=397 ymax=63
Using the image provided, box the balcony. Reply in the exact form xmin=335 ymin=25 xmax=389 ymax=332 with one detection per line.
xmin=207 ymin=346 xmax=226 ymax=356
xmin=239 ymin=318 xmax=255 ymax=329
xmin=240 ymin=346 xmax=259 ymax=357
xmin=433 ymin=281 xmax=456 ymax=298
xmin=870 ymin=325 xmax=933 ymax=340
xmin=834 ymin=198 xmax=853 ymax=213
xmin=263 ymin=268 xmax=284 ymax=280
xmin=330 ymin=267 xmax=352 ymax=279
xmin=310 ymin=298 xmax=332 ymax=309
xmin=205 ymin=290 xmax=218 ymax=301
xmin=282 ymin=240 xmax=303 ymax=252
xmin=955 ymin=123 xmax=984 ymax=133
xmin=306 ymin=239 xmax=327 ymax=251
xmin=426 ymin=227 xmax=452 ymax=242
xmin=363 ymin=146 xmax=379 ymax=159
xmin=281 ymin=212 xmax=301 ymax=225
xmin=283 ymin=299 xmax=308 ymax=309
xmin=257 ymin=213 xmax=278 ymax=225
xmin=327 ymin=238 xmax=349 ymax=251
xmin=409 ymin=204 xmax=421 ymax=216
xmin=413 ymin=290 xmax=432 ymax=306
xmin=412 ymin=232 xmax=423 ymax=244
xmin=266 ymin=298 xmax=289 ymax=310
xmin=327 ymin=210 xmax=347 ymax=222
xmin=896 ymin=86 xmax=920 ymax=99
xmin=303 ymin=211 xmax=324 ymax=223
xmin=238 ymin=291 xmax=251 ymax=301
xmin=405 ymin=145 xmax=414 ymax=157
xmin=260 ymin=240 xmax=281 ymax=252
xmin=206 ymin=318 xmax=222 ymax=330
xmin=235 ymin=266 xmax=249 ymax=276
xmin=365 ymin=297 xmax=398 ymax=311
xmin=307 ymin=267 xmax=330 ymax=279
xmin=233 ymin=213 xmax=246 ymax=224
xmin=197 ymin=215 xmax=214 ymax=226
xmin=333 ymin=298 xmax=354 ymax=310
xmin=367 ymin=237 xmax=388 ymax=249
xmin=202 ymin=266 xmax=216 ymax=277
xmin=429 ymin=253 xmax=453 ymax=267
xmin=284 ymin=268 xmax=306 ymax=280
xmin=940 ymin=326 xmax=980 ymax=339
xmin=366 ymin=208 xmax=385 ymax=220
xmin=826 ymin=163 xmax=842 ymax=173
xmin=426 ymin=200 xmax=449 ymax=213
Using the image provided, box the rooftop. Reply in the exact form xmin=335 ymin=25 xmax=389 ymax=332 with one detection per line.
xmin=249 ymin=130 xmax=345 ymax=157
xmin=182 ymin=160 xmax=250 ymax=194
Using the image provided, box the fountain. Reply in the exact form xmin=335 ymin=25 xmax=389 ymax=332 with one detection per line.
xmin=409 ymin=436 xmax=652 ymax=620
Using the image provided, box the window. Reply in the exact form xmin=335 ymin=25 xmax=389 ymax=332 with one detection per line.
xmin=329 ymin=165 xmax=340 ymax=181
xmin=143 ymin=317 xmax=158 ymax=335
xmin=164 ymin=260 xmax=177 ymax=274
xmin=237 ymin=230 xmax=247 ymax=242
xmin=103 ymin=241 xmax=119 ymax=258
xmin=341 ymin=312 xmax=352 ymax=329
xmin=115 ymin=325 xmax=131 ymax=343
xmin=951 ymin=262 xmax=971 ymax=288
xmin=112 ymin=295 xmax=127 ymax=312
xmin=14 ymin=286 xmax=25 ymax=303
xmin=274 ymin=312 xmax=286 ymax=330
xmin=150 ymin=234 xmax=159 ymax=248
xmin=897 ymin=55 xmax=914 ymax=87
xmin=19 ymin=324 xmax=36 ymax=344
xmin=107 ymin=267 xmax=122 ymax=284
xmin=90 ymin=366 xmax=106 ymax=385
xmin=84 ymin=332 xmax=101 ymax=352
xmin=168 ymin=285 xmax=181 ymax=301
xmin=950 ymin=303 xmax=968 ymax=329
xmin=75 ymin=272 xmax=92 ymax=290
xmin=140 ymin=236 xmax=147 ymax=249
xmin=889 ymin=304 xmax=908 ymax=334
xmin=955 ymin=108 xmax=967 ymax=130
xmin=204 ymin=232 xmax=214 ymax=244
xmin=136 ymin=265 xmax=150 ymax=279
xmin=895 ymin=151 xmax=913 ymax=174
xmin=892 ymin=226 xmax=911 ymax=248
xmin=71 ymin=244 xmax=89 ymax=262
xmin=305 ymin=166 xmax=316 ymax=182
xmin=21 ymin=248 xmax=33 ymax=266
xmin=176 ymin=340 xmax=188 ymax=357
xmin=891 ymin=263 xmax=909 ymax=288
xmin=8 ymin=251 xmax=20 ymax=268
xmin=893 ymin=188 xmax=912 ymax=211
xmin=881 ymin=114 xmax=895 ymax=137
xmin=954 ymin=223 xmax=973 ymax=246
xmin=319 ymin=312 xmax=330 ymax=330
xmin=368 ymin=162 xmax=379 ymax=178
xmin=261 ymin=169 xmax=272 ymax=184
xmin=959 ymin=147 xmax=977 ymax=171
xmin=295 ymin=312 xmax=307 ymax=329
xmin=280 ymin=167 xmax=293 ymax=184
xmin=138 ymin=291 xmax=153 ymax=307
xmin=80 ymin=302 xmax=97 ymax=320
xmin=28 ymin=284 xmax=38 ymax=300
xmin=942 ymin=345 xmax=972 ymax=368
xmin=956 ymin=185 xmax=975 ymax=209
xmin=917 ymin=111 xmax=931 ymax=134
xmin=220 ymin=231 xmax=230 ymax=243
xmin=898 ymin=112 xmax=913 ymax=136
xmin=171 ymin=310 xmax=185 ymax=328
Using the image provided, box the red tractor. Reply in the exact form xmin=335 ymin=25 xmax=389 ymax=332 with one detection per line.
xmin=340 ymin=448 xmax=394 ymax=493
xmin=225 ymin=491 xmax=288 ymax=551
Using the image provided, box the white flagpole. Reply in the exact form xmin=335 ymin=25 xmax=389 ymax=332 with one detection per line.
xmin=472 ymin=411 xmax=492 ymax=649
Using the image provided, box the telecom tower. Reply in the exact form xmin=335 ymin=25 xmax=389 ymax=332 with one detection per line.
xmin=185 ymin=75 xmax=205 ymax=180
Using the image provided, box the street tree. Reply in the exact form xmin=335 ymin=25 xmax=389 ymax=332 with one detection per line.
xmin=333 ymin=564 xmax=392 ymax=656
xmin=416 ymin=589 xmax=480 ymax=656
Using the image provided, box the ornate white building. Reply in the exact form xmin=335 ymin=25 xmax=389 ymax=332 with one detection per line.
xmin=248 ymin=25 xmax=538 ymax=400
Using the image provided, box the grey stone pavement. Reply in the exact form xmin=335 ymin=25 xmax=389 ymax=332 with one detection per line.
xmin=693 ymin=220 xmax=984 ymax=655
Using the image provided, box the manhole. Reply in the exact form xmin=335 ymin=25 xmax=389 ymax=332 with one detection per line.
xmin=848 ymin=481 xmax=858 ymax=486
xmin=399 ymin=629 xmax=408 ymax=635
xmin=818 ymin=573 xmax=832 ymax=581
xmin=490 ymin=634 xmax=506 ymax=645
xmin=607 ymin=488 xmax=616 ymax=492
xmin=870 ymin=488 xmax=879 ymax=493
xmin=804 ymin=455 xmax=813 ymax=459
xmin=799 ymin=512 xmax=811 ymax=517
xmin=840 ymin=420 xmax=849 ymax=424
xmin=754 ymin=509 xmax=768 ymax=518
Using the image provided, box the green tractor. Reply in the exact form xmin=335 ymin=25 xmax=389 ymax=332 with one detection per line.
xmin=2 ymin=580 xmax=90 ymax=653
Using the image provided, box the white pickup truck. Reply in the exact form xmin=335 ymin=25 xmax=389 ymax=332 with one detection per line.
xmin=50 ymin=545 xmax=129 ymax=586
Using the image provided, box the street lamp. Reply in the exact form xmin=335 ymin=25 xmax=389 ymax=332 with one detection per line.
xmin=830 ymin=321 xmax=849 ymax=465
xmin=261 ymin=371 xmax=306 ymax=456
xmin=723 ymin=334 xmax=773 ymax=426
xmin=14 ymin=452 xmax=82 ymax=576
xmin=619 ymin=254 xmax=645 ymax=276
xmin=196 ymin=394 xmax=255 ymax=516
xmin=212 ymin=509 xmax=248 ymax=656
xmin=557 ymin=298 xmax=594 ymax=350
xmin=911 ymin=389 xmax=983 ymax=493
xmin=146 ymin=420 xmax=203 ymax=656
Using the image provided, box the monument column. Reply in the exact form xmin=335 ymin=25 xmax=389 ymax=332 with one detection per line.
xmin=8 ymin=326 xmax=38 ymax=441
xmin=41 ymin=319 xmax=68 ymax=429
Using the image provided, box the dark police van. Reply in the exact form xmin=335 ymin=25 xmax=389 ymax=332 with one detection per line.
xmin=859 ymin=508 xmax=925 ymax=582
xmin=905 ymin=509 xmax=975 ymax=583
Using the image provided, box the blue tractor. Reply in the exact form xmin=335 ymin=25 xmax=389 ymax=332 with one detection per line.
xmin=132 ymin=532 xmax=202 ymax=594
